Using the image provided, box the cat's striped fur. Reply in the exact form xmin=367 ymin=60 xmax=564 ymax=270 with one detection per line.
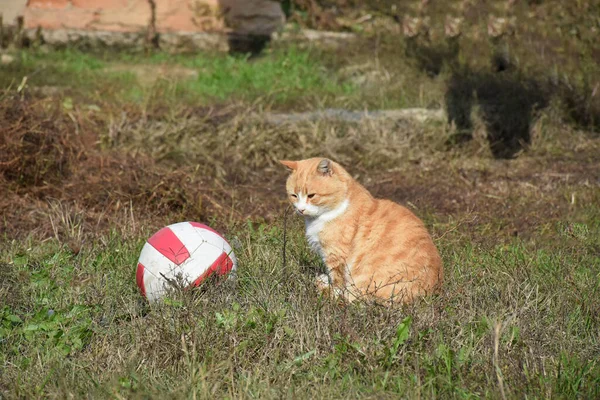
xmin=280 ymin=157 xmax=443 ymax=304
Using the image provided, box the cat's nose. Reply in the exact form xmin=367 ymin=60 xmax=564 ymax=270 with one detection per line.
xmin=297 ymin=208 xmax=305 ymax=214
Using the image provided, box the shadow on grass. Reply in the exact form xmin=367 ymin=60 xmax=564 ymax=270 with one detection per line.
xmin=405 ymin=33 xmax=551 ymax=158
xmin=446 ymin=70 xmax=549 ymax=158
xmin=403 ymin=33 xmax=600 ymax=158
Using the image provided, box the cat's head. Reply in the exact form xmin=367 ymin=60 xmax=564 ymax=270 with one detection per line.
xmin=279 ymin=158 xmax=348 ymax=218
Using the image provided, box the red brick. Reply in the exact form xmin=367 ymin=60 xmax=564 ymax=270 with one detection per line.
xmin=27 ymin=0 xmax=70 ymax=9
xmin=24 ymin=0 xmax=283 ymax=35
xmin=25 ymin=0 xmax=150 ymax=32
xmin=155 ymin=0 xmax=223 ymax=33
xmin=24 ymin=8 xmax=95 ymax=29
xmin=90 ymin=0 xmax=151 ymax=31
xmin=71 ymin=0 xmax=128 ymax=9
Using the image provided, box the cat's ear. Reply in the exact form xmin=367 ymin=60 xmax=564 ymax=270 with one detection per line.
xmin=279 ymin=160 xmax=298 ymax=171
xmin=317 ymin=159 xmax=333 ymax=176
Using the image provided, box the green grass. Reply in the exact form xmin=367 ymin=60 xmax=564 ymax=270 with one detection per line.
xmin=1 ymin=47 xmax=358 ymax=110
xmin=1 ymin=218 xmax=599 ymax=398
xmin=170 ymin=48 xmax=355 ymax=104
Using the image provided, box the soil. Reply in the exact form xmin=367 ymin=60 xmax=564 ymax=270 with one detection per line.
xmin=2 ymin=92 xmax=598 ymax=245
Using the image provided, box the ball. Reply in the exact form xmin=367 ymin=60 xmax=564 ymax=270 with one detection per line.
xmin=136 ymin=221 xmax=237 ymax=302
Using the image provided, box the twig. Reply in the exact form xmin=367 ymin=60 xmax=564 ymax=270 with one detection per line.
xmin=159 ymin=272 xmax=182 ymax=290
xmin=434 ymin=213 xmax=477 ymax=240
xmin=282 ymin=205 xmax=292 ymax=271
xmin=493 ymin=321 xmax=508 ymax=400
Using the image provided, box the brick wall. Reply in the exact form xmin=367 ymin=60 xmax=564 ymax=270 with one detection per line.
xmin=1 ymin=0 xmax=283 ymax=36
xmin=25 ymin=0 xmax=151 ymax=32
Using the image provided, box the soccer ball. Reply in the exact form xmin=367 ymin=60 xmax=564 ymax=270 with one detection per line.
xmin=136 ymin=221 xmax=237 ymax=302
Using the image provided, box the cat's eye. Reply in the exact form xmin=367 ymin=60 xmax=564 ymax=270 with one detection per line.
xmin=307 ymin=193 xmax=316 ymax=199
xmin=290 ymin=194 xmax=297 ymax=198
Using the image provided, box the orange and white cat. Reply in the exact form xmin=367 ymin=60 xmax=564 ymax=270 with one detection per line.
xmin=280 ymin=157 xmax=443 ymax=304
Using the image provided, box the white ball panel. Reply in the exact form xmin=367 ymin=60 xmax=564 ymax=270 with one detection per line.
xmin=177 ymin=241 xmax=224 ymax=282
xmin=167 ymin=221 xmax=206 ymax=256
xmin=138 ymin=242 xmax=176 ymax=302
xmin=197 ymin=229 xmax=237 ymax=270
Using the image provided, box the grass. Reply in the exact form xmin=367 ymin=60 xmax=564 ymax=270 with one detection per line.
xmin=1 ymin=219 xmax=599 ymax=398
xmin=2 ymin=6 xmax=600 ymax=397
xmin=0 ymin=47 xmax=358 ymax=110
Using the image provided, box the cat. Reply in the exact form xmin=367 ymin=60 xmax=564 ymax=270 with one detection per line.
xmin=280 ymin=157 xmax=443 ymax=304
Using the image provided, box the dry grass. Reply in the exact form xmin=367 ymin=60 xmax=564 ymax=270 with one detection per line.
xmin=108 ymin=107 xmax=450 ymax=176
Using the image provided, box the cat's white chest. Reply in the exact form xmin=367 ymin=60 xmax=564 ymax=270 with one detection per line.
xmin=305 ymin=218 xmax=326 ymax=257
xmin=304 ymin=199 xmax=349 ymax=260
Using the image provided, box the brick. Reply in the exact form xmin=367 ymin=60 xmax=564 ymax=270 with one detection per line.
xmin=71 ymin=0 xmax=128 ymax=9
xmin=23 ymin=0 xmax=283 ymax=35
xmin=27 ymin=0 xmax=70 ymax=9
xmin=24 ymin=8 xmax=95 ymax=29
xmin=25 ymin=0 xmax=150 ymax=32
xmin=155 ymin=0 xmax=223 ymax=33
xmin=90 ymin=0 xmax=151 ymax=31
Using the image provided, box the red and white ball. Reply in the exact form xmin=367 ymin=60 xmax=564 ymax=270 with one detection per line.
xmin=136 ymin=222 xmax=237 ymax=302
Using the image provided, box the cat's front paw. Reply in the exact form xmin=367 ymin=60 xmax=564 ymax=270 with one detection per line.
xmin=315 ymin=273 xmax=331 ymax=290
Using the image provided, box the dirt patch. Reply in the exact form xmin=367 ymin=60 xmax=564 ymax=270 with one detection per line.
xmin=0 ymin=93 xmax=281 ymax=241
xmin=368 ymin=154 xmax=600 ymax=242
xmin=0 ymin=96 xmax=77 ymax=187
